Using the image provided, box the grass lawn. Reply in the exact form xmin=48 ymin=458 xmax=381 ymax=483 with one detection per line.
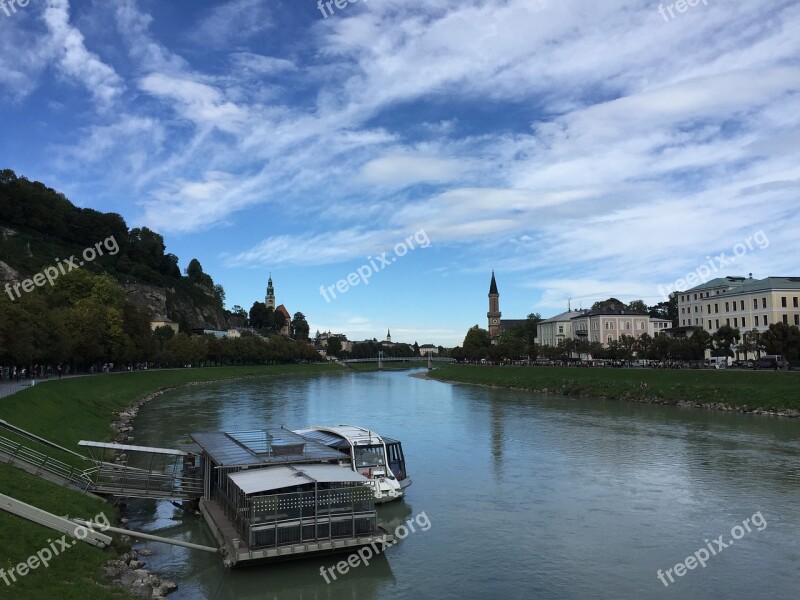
xmin=429 ymin=364 xmax=800 ymax=411
xmin=0 ymin=363 xmax=342 ymax=599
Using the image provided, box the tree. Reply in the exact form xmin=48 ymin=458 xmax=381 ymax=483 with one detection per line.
xmin=462 ymin=326 xmax=492 ymax=360
xmin=649 ymin=294 xmax=678 ymax=327
xmin=591 ymin=298 xmax=626 ymax=312
xmin=249 ymin=302 xmax=270 ymax=330
xmin=413 ymin=341 xmax=420 ymax=356
xmin=326 ymin=337 xmax=342 ymax=357
xmin=739 ymin=329 xmax=764 ymax=359
xmin=626 ymin=300 xmax=648 ymax=314
xmin=712 ymin=325 xmax=740 ymax=358
xmin=291 ymin=312 xmax=310 ymax=341
xmin=761 ymin=323 xmax=800 ymax=361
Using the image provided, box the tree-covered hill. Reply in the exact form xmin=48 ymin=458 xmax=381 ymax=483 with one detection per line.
xmin=0 ymin=169 xmax=226 ymax=330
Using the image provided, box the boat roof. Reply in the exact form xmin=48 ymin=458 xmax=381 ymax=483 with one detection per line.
xmin=191 ymin=428 xmax=347 ymax=467
xmin=78 ymin=441 xmax=187 ymax=456
xmin=300 ymin=425 xmax=386 ymax=446
xmin=228 ymin=464 xmax=369 ymax=495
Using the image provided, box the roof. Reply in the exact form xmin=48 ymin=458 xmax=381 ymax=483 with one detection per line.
xmin=570 ymin=308 xmax=649 ymax=319
xmin=540 ymin=310 xmax=588 ymax=323
xmin=276 ymin=304 xmax=291 ymax=318
xmin=299 ymin=425 xmax=385 ymax=447
xmin=683 ymin=276 xmax=748 ymax=293
xmin=489 ymin=271 xmax=498 ymax=295
xmin=78 ymin=441 xmax=187 ymax=456
xmin=228 ymin=464 xmax=369 ymax=495
xmin=294 ymin=428 xmax=350 ymax=450
xmin=191 ymin=428 xmax=347 ymax=467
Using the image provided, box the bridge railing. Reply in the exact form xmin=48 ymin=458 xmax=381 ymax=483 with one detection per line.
xmin=342 ymin=357 xmax=456 ymax=363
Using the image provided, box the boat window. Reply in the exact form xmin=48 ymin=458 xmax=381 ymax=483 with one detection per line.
xmin=354 ymin=445 xmax=384 ymax=468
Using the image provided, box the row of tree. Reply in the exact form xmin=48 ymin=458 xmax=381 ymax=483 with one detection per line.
xmin=451 ymin=321 xmax=800 ymax=363
xmin=0 ymin=269 xmax=319 ymax=372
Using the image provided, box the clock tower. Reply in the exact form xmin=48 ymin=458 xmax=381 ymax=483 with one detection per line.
xmin=487 ymin=271 xmax=501 ymax=340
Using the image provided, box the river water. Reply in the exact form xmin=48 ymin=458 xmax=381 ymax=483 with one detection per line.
xmin=127 ymin=369 xmax=800 ymax=599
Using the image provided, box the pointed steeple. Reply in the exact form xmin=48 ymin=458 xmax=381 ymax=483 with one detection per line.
xmin=266 ymin=274 xmax=276 ymax=308
xmin=489 ymin=270 xmax=499 ymax=295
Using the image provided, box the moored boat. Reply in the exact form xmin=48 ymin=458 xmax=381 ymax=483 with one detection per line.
xmin=294 ymin=425 xmax=412 ymax=503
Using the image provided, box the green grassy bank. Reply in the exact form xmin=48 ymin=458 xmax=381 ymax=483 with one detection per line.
xmin=0 ymin=363 xmax=342 ymax=599
xmin=428 ymin=365 xmax=800 ymax=412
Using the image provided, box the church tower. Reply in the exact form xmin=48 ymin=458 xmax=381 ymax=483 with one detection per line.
xmin=266 ymin=275 xmax=276 ymax=309
xmin=487 ymin=271 xmax=501 ymax=339
xmin=386 ymin=329 xmax=392 ymax=343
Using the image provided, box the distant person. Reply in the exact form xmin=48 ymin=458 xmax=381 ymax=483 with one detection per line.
xmin=57 ymin=364 xmax=62 ymax=379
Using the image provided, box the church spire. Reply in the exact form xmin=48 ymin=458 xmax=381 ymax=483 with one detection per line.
xmin=489 ymin=270 xmax=499 ymax=295
xmin=266 ymin=274 xmax=276 ymax=309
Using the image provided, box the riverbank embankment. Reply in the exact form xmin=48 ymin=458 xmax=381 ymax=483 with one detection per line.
xmin=426 ymin=365 xmax=800 ymax=417
xmin=0 ymin=364 xmax=343 ymax=599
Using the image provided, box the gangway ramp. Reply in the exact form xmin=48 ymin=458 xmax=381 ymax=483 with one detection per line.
xmin=0 ymin=429 xmax=95 ymax=492
xmin=79 ymin=441 xmax=203 ymax=500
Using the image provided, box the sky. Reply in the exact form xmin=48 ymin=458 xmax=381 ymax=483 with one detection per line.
xmin=0 ymin=0 xmax=798 ymax=347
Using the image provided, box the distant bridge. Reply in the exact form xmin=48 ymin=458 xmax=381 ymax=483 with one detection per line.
xmin=342 ymin=357 xmax=455 ymax=364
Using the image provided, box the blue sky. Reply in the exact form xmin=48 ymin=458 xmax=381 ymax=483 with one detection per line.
xmin=1 ymin=0 xmax=798 ymax=347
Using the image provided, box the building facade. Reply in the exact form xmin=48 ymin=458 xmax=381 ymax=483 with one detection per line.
xmin=677 ymin=276 xmax=800 ymax=334
xmin=537 ymin=310 xmax=588 ymax=347
xmin=571 ymin=309 xmax=652 ymax=346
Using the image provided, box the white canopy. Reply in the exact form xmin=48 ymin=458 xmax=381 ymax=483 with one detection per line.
xmin=228 ymin=464 xmax=369 ymax=495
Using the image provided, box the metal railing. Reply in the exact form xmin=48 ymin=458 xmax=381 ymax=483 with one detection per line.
xmin=0 ymin=434 xmax=95 ymax=489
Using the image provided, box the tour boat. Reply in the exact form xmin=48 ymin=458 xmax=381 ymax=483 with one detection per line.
xmin=293 ymin=425 xmax=412 ymax=503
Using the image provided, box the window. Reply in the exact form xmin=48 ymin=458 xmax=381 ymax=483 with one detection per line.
xmin=795 ymin=315 xmax=799 ymax=326
xmin=762 ymin=298 xmax=767 ymax=309
xmin=707 ymin=305 xmax=711 ymax=314
xmin=558 ymin=325 xmax=564 ymax=334
xmin=726 ymin=318 xmax=730 ymax=326
xmin=753 ymin=299 xmax=758 ymax=309
xmin=715 ymin=319 xmax=719 ymax=329
xmin=734 ymin=318 xmax=738 ymax=327
xmin=725 ymin=302 xmax=729 ymax=312
xmin=783 ymin=315 xmax=788 ymax=324
xmin=742 ymin=317 xmax=746 ymax=327
xmin=755 ymin=316 xmax=759 ymax=326
xmin=764 ymin=314 xmax=768 ymax=325
xmin=626 ymin=321 xmax=631 ymax=330
xmin=782 ymin=297 xmax=787 ymax=308
xmin=794 ymin=297 xmax=798 ymax=308
xmin=681 ymin=307 xmax=685 ymax=314
xmin=740 ymin=300 xmax=745 ymax=310
xmin=695 ymin=306 xmax=699 ymax=313
xmin=714 ymin=303 xmax=719 ymax=313
xmin=608 ymin=335 xmax=613 ymax=345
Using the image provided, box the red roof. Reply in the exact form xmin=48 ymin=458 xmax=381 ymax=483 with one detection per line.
xmin=276 ymin=304 xmax=290 ymax=319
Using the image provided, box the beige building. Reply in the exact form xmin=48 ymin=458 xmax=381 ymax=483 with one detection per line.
xmin=571 ymin=309 xmax=652 ymax=347
xmin=150 ymin=317 xmax=179 ymax=333
xmin=537 ymin=310 xmax=588 ymax=347
xmin=419 ymin=344 xmax=439 ymax=355
xmin=677 ymin=276 xmax=800 ymax=334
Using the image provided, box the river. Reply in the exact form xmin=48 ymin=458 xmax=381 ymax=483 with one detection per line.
xmin=126 ymin=369 xmax=800 ymax=599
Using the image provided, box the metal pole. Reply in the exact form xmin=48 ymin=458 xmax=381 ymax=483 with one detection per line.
xmin=72 ymin=519 xmax=223 ymax=554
